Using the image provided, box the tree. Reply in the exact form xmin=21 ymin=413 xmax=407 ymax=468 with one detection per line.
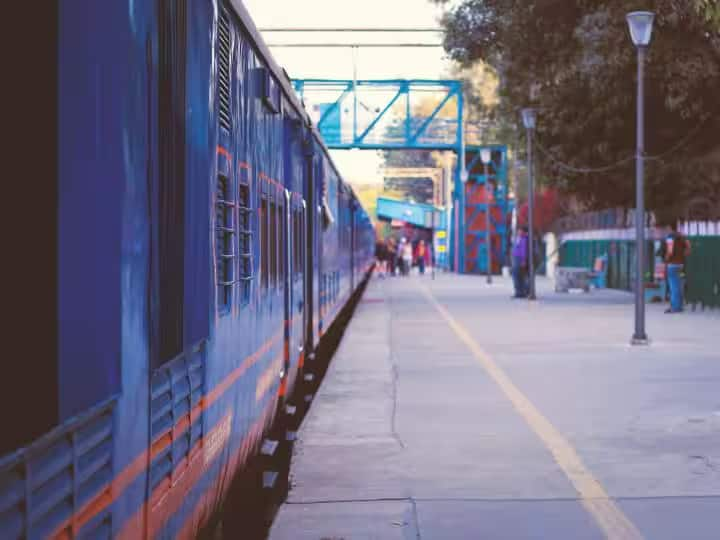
xmin=695 ymin=0 xmax=720 ymax=28
xmin=434 ymin=0 xmax=720 ymax=219
xmin=517 ymin=187 xmax=562 ymax=233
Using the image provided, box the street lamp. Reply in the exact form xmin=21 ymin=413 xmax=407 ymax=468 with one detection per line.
xmin=455 ymin=168 xmax=469 ymax=274
xmin=480 ymin=148 xmax=493 ymax=284
xmin=521 ymin=108 xmax=537 ymax=300
xmin=627 ymin=11 xmax=654 ymax=345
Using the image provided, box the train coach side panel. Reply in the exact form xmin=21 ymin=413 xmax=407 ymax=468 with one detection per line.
xmin=148 ymin=4 xmax=288 ymax=536
xmin=53 ymin=2 xmax=154 ymax=538
xmin=0 ymin=2 xmax=375 ymax=539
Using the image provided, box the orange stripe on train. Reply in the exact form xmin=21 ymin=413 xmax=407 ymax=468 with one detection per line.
xmin=56 ymin=329 xmax=284 ymax=536
xmin=216 ymin=145 xmax=232 ymax=161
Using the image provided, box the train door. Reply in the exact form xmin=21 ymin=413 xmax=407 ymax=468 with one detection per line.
xmin=350 ymin=201 xmax=356 ymax=292
xmin=299 ymin=200 xmax=308 ymax=362
xmin=286 ymin=195 xmax=306 ymax=393
xmin=282 ymin=189 xmax=291 ymax=399
xmin=304 ymin=150 xmax=316 ymax=353
xmin=315 ymin=161 xmax=325 ymax=340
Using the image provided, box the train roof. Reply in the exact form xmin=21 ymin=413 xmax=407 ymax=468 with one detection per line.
xmin=229 ymin=1 xmax=363 ymax=209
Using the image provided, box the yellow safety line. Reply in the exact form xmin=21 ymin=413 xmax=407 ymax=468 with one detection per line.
xmin=417 ymin=281 xmax=644 ymax=540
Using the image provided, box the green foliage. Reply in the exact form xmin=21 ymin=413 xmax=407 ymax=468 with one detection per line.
xmin=695 ymin=0 xmax=720 ymax=28
xmin=438 ymin=0 xmax=720 ymax=216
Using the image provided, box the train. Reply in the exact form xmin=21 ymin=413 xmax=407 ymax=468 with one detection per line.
xmin=0 ymin=1 xmax=375 ymax=538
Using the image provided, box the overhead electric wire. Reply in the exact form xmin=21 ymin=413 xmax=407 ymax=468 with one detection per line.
xmin=644 ymin=112 xmax=715 ymax=162
xmin=534 ymin=111 xmax=716 ymax=174
xmin=259 ymin=27 xmax=443 ymax=32
xmin=266 ymin=43 xmax=444 ymax=48
xmin=262 ymin=27 xmax=445 ymax=49
xmin=534 ymin=140 xmax=635 ymax=173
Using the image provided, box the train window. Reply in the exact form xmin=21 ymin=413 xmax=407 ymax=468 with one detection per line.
xmin=293 ymin=211 xmax=301 ymax=279
xmin=157 ymin=0 xmax=188 ymax=366
xmin=261 ymin=197 xmax=268 ymax=289
xmin=321 ymin=274 xmax=325 ymax=308
xmin=345 ymin=211 xmax=349 ymax=248
xmin=270 ymin=200 xmax=277 ymax=287
xmin=291 ymin=212 xmax=296 ymax=277
xmin=279 ymin=201 xmax=286 ymax=287
xmin=216 ymin=174 xmax=233 ymax=312
xmin=238 ymin=183 xmax=252 ymax=304
xmin=297 ymin=210 xmax=305 ymax=273
xmin=301 ymin=211 xmax=306 ymax=276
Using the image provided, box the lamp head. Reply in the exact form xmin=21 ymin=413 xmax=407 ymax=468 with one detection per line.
xmin=480 ymin=148 xmax=492 ymax=165
xmin=521 ymin=108 xmax=537 ymax=130
xmin=626 ymin=11 xmax=655 ymax=48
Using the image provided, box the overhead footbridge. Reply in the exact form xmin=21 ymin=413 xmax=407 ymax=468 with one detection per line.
xmin=375 ymin=197 xmax=446 ymax=230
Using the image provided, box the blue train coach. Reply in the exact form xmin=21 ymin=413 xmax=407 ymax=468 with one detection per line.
xmin=0 ymin=1 xmax=375 ymax=538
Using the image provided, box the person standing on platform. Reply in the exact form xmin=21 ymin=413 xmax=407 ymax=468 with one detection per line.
xmin=511 ymin=226 xmax=529 ymax=298
xmin=395 ymin=238 xmax=406 ymax=276
xmin=386 ymin=238 xmax=396 ymax=277
xmin=655 ymin=232 xmax=670 ymax=303
xmin=401 ymin=239 xmax=413 ymax=276
xmin=375 ymin=240 xmax=387 ymax=278
xmin=415 ymin=239 xmax=429 ymax=275
xmin=663 ymin=223 xmax=691 ymax=313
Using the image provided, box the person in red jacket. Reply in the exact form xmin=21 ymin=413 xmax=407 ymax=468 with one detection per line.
xmin=414 ymin=239 xmax=431 ymax=275
xmin=663 ymin=223 xmax=691 ymax=313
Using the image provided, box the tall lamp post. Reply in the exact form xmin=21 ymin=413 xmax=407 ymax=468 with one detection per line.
xmin=480 ymin=148 xmax=493 ymax=284
xmin=521 ymin=108 xmax=537 ymax=300
xmin=456 ymin=168 xmax=468 ymax=273
xmin=627 ymin=11 xmax=654 ymax=345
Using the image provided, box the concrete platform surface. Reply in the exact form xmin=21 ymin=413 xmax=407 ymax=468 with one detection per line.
xmin=269 ymin=274 xmax=720 ymax=539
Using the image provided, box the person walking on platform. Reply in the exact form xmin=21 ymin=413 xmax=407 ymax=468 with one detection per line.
xmin=511 ymin=226 xmax=529 ymax=298
xmin=663 ymin=223 xmax=691 ymax=313
xmin=414 ymin=239 xmax=430 ymax=275
xmin=386 ymin=238 xmax=397 ymax=276
xmin=395 ymin=238 xmax=405 ymax=276
xmin=375 ymin=240 xmax=387 ymax=278
xmin=401 ymin=239 xmax=413 ymax=276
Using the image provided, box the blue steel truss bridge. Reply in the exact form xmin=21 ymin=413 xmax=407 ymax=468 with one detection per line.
xmin=292 ymin=79 xmax=464 ymax=151
xmin=292 ymin=77 xmax=509 ymax=274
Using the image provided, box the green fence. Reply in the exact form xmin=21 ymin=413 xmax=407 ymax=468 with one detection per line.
xmin=560 ymin=239 xmax=648 ymax=292
xmin=685 ymin=237 xmax=720 ymax=309
xmin=560 ymin=237 xmax=720 ymax=308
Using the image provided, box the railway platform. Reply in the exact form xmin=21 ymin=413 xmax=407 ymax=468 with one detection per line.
xmin=269 ymin=274 xmax=720 ymax=539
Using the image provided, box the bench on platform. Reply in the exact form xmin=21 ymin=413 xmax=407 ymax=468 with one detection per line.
xmin=555 ymin=254 xmax=608 ymax=293
xmin=554 ymin=266 xmax=592 ymax=293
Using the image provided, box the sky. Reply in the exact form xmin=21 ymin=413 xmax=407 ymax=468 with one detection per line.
xmin=243 ymin=0 xmax=454 ymax=184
